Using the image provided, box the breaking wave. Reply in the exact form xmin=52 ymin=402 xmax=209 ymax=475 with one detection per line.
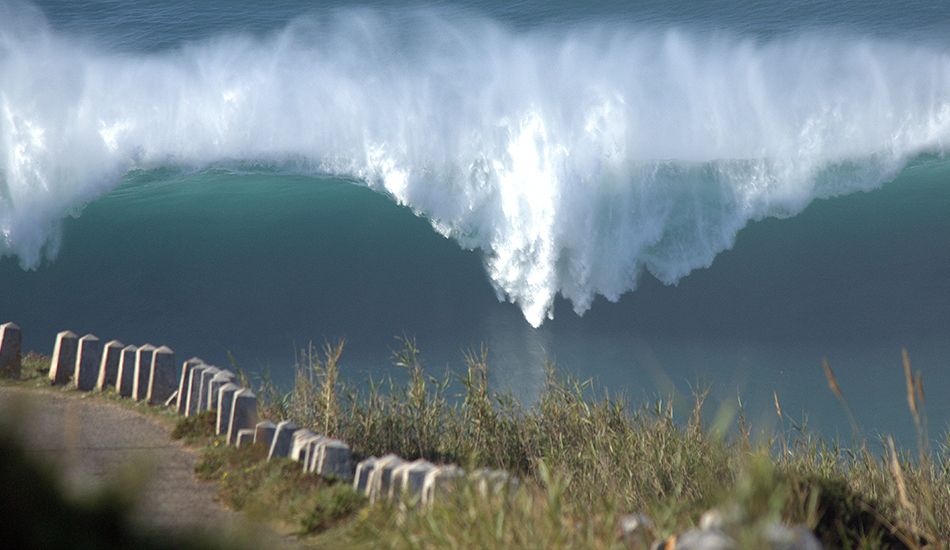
xmin=2 ymin=5 xmax=950 ymax=325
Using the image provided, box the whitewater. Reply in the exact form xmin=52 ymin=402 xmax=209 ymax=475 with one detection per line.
xmin=3 ymin=4 xmax=950 ymax=327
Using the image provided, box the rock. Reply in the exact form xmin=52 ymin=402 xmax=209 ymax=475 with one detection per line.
xmin=619 ymin=513 xmax=659 ymax=550
xmin=666 ymin=528 xmax=736 ymax=550
xmin=0 ymin=322 xmax=22 ymax=380
xmin=49 ymin=330 xmax=78 ymax=385
xmin=763 ymin=523 xmax=823 ymax=550
xmin=95 ymin=340 xmax=123 ymax=391
xmin=697 ymin=504 xmax=822 ymax=550
xmin=698 ymin=503 xmax=743 ymax=531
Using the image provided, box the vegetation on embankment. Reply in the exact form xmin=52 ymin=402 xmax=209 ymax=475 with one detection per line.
xmin=191 ymin=339 xmax=948 ymax=550
xmin=8 ymin=342 xmax=950 ymax=549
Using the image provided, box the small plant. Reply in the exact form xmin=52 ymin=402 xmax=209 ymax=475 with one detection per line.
xmin=194 ymin=441 xmax=366 ymax=536
xmin=20 ymin=351 xmax=50 ymax=381
xmin=170 ymin=410 xmax=218 ymax=442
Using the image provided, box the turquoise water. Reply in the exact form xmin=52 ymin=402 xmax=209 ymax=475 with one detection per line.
xmin=2 ymin=1 xmax=950 ymax=442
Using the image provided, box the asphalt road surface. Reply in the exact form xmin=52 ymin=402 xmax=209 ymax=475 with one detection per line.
xmin=0 ymin=385 xmax=299 ymax=548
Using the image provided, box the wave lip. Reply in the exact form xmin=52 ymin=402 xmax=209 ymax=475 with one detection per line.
xmin=3 ymin=8 xmax=950 ymax=325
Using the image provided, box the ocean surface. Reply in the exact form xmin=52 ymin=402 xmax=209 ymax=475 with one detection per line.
xmin=2 ymin=0 xmax=950 ymax=443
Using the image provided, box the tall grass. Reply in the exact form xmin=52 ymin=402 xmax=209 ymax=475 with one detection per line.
xmin=245 ymin=341 xmax=950 ymax=549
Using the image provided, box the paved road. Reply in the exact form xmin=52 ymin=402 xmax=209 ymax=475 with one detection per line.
xmin=0 ymin=386 xmax=299 ymax=548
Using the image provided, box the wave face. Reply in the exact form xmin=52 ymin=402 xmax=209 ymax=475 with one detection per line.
xmin=3 ymin=3 xmax=950 ymax=326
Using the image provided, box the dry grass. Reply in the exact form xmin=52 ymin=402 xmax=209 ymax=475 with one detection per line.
xmin=238 ymin=341 xmax=950 ymax=549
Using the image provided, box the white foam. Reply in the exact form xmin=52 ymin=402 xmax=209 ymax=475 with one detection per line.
xmin=2 ymin=8 xmax=949 ymax=325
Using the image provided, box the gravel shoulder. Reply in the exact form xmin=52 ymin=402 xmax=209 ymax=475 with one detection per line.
xmin=0 ymin=385 xmax=302 ymax=549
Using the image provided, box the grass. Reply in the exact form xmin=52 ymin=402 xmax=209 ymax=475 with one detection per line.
xmin=191 ymin=439 xmax=367 ymax=543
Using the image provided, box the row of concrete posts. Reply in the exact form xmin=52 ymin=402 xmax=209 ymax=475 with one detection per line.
xmin=0 ymin=323 xmax=825 ymax=548
xmin=0 ymin=323 xmax=513 ymax=506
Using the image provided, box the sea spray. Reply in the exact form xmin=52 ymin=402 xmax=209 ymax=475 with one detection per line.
xmin=2 ymin=7 xmax=950 ymax=325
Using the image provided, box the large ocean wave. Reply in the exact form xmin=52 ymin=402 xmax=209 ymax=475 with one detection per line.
xmin=2 ymin=6 xmax=950 ymax=326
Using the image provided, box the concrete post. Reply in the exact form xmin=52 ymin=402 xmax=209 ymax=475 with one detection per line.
xmin=95 ymin=340 xmax=123 ymax=391
xmin=132 ymin=344 xmax=156 ymax=401
xmin=74 ymin=334 xmax=102 ymax=391
xmin=267 ymin=420 xmax=300 ymax=460
xmin=315 ymin=439 xmax=353 ymax=480
xmin=146 ymin=346 xmax=176 ymax=405
xmin=49 ymin=330 xmax=78 ymax=385
xmin=367 ymin=454 xmax=404 ymax=504
xmin=176 ymin=358 xmax=205 ymax=415
xmin=0 ymin=322 xmax=22 ymax=380
xmin=390 ymin=459 xmax=435 ymax=500
xmin=290 ymin=430 xmax=319 ymax=462
xmin=354 ymin=456 xmax=380 ymax=495
xmin=216 ymin=382 xmax=241 ymax=436
xmin=228 ymin=389 xmax=257 ymax=445
xmin=196 ymin=366 xmax=222 ymax=414
xmin=116 ymin=345 xmax=138 ymax=397
xmin=254 ymin=421 xmax=277 ymax=447
xmin=235 ymin=429 xmax=256 ymax=447
xmin=206 ymin=369 xmax=236 ymax=411
xmin=421 ymin=465 xmax=464 ymax=507
xmin=185 ymin=363 xmax=212 ymax=417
